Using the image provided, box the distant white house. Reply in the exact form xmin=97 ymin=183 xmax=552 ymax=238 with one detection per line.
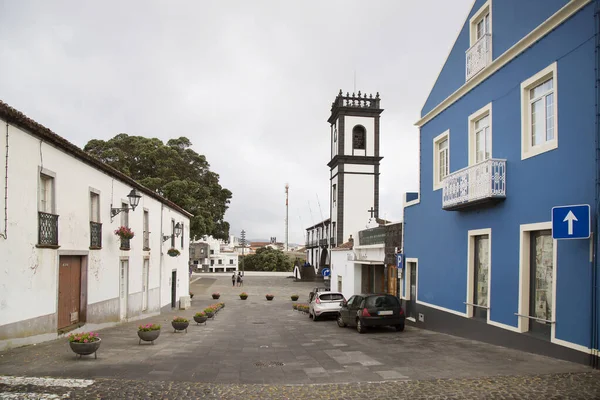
xmin=0 ymin=101 xmax=192 ymax=351
xmin=191 ymin=235 xmax=238 ymax=272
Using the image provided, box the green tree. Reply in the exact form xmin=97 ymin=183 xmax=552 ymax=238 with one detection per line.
xmin=240 ymin=247 xmax=293 ymax=272
xmin=84 ymin=134 xmax=232 ymax=240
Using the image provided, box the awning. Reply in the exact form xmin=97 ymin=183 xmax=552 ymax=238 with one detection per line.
xmin=354 ymin=260 xmax=385 ymax=265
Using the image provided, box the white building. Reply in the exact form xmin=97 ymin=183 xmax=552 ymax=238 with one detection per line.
xmin=192 ymin=236 xmax=238 ymax=272
xmin=0 ymin=101 xmax=192 ymax=351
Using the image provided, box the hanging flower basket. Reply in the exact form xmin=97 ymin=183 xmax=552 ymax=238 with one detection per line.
xmin=114 ymin=226 xmax=134 ymax=240
xmin=167 ymin=248 xmax=180 ymax=257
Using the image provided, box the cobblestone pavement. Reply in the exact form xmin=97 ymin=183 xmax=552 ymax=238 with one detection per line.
xmin=1 ymin=275 xmax=599 ymax=399
xmin=1 ymin=372 xmax=600 ymax=399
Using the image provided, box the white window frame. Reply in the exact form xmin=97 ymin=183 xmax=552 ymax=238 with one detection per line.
xmin=468 ymin=103 xmax=493 ymax=165
xmin=38 ymin=168 xmax=56 ymax=214
xmin=465 ymin=228 xmax=492 ymax=322
xmin=469 ymin=0 xmax=492 ymax=46
xmin=521 ymin=62 xmax=558 ymax=160
xmin=89 ymin=188 xmax=101 ymax=223
xmin=433 ymin=130 xmax=450 ymax=191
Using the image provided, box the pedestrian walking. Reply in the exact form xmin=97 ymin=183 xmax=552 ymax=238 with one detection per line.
xmin=240 ymin=272 xmax=244 ymax=287
xmin=236 ymin=272 xmax=241 ymax=287
xmin=231 ymin=272 xmax=236 ymax=287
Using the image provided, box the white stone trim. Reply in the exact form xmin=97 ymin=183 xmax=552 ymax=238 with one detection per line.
xmin=521 ymin=62 xmax=558 ymax=160
xmin=552 ymin=337 xmax=591 ymax=353
xmin=403 ymin=193 xmax=420 ymax=208
xmin=469 ymin=0 xmax=492 ymax=47
xmin=415 ymin=0 xmax=590 ymax=127
xmin=403 ymin=258 xmax=418 ymax=300
xmin=468 ymin=103 xmax=493 ymax=165
xmin=517 ymin=222 xmax=556 ymax=343
xmin=465 ymin=228 xmax=491 ymax=322
xmin=487 ymin=319 xmax=521 ymax=333
xmin=433 ymin=130 xmax=450 ymax=191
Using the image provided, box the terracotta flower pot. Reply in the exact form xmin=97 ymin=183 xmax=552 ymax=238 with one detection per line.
xmin=137 ymin=329 xmax=161 ymax=344
xmin=69 ymin=338 xmax=101 ymax=359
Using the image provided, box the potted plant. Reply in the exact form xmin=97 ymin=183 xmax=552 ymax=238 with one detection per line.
xmin=291 ymin=294 xmax=299 ymax=301
xmin=189 ymin=292 xmax=194 ymax=299
xmin=68 ymin=332 xmax=101 ymax=359
xmin=193 ymin=312 xmax=208 ymax=325
xmin=292 ymin=303 xmax=298 ymax=310
xmin=137 ymin=323 xmax=161 ymax=344
xmin=266 ymin=294 xmax=274 ymax=301
xmin=167 ymin=248 xmax=180 ymax=257
xmin=171 ymin=316 xmax=189 ymax=333
xmin=212 ymin=292 xmax=220 ymax=300
xmin=204 ymin=307 xmax=215 ymax=318
xmin=239 ymin=292 xmax=248 ymax=300
xmin=114 ymin=226 xmax=135 ymax=240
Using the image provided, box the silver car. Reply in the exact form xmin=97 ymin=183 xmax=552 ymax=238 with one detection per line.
xmin=309 ymin=291 xmax=345 ymax=321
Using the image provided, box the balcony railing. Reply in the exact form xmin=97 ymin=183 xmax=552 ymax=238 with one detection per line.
xmin=120 ymin=237 xmax=131 ymax=251
xmin=90 ymin=221 xmax=102 ymax=249
xmin=442 ymin=159 xmax=506 ymax=211
xmin=38 ymin=211 xmax=59 ymax=247
xmin=466 ymin=33 xmax=491 ymax=81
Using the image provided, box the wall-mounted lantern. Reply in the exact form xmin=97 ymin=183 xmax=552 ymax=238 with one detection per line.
xmin=163 ymin=222 xmax=182 ymax=242
xmin=110 ymin=189 xmax=142 ymax=221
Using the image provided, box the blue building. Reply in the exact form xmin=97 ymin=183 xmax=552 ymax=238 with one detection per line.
xmin=403 ymin=0 xmax=599 ymax=366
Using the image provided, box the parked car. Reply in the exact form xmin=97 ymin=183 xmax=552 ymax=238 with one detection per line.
xmin=337 ymin=293 xmax=405 ymax=333
xmin=309 ymin=291 xmax=345 ymax=321
xmin=308 ymin=287 xmax=328 ymax=303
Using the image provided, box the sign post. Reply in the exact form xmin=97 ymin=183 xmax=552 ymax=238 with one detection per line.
xmin=551 ymin=205 xmax=591 ymax=240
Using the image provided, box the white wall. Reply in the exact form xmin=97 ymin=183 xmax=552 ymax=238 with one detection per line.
xmin=331 ymin=249 xmax=362 ymax=299
xmin=343 ymin=173 xmax=375 ymax=240
xmin=0 ymin=119 xmax=190 ymax=338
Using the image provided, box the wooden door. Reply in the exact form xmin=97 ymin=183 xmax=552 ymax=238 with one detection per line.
xmin=142 ymin=259 xmax=149 ymax=311
xmin=58 ymin=256 xmax=81 ymax=330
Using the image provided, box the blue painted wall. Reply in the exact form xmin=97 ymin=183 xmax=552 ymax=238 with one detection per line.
xmin=406 ymin=3 xmax=596 ymax=349
xmin=422 ymin=0 xmax=571 ymax=117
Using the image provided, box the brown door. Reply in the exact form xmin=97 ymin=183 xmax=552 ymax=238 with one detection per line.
xmin=58 ymin=256 xmax=81 ymax=330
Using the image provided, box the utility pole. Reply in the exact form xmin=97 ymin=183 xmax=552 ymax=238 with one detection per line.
xmin=240 ymin=229 xmax=246 ymax=275
xmin=285 ymin=183 xmax=289 ymax=252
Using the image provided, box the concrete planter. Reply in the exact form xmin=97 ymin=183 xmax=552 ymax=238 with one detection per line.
xmin=291 ymin=296 xmax=299 ymax=301
xmin=137 ymin=329 xmax=160 ymax=344
xmin=212 ymin=294 xmax=220 ymax=299
xmin=69 ymin=338 xmax=101 ymax=359
xmin=239 ymin=295 xmax=248 ymax=300
xmin=266 ymin=295 xmax=274 ymax=301
xmin=205 ymin=311 xmax=215 ymax=318
xmin=171 ymin=321 xmax=189 ymax=333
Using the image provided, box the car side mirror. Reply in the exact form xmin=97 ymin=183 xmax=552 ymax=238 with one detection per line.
xmin=341 ymin=301 xmax=347 ymax=308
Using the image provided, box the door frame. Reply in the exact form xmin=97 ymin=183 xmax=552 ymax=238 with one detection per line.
xmin=56 ymin=251 xmax=88 ymax=333
xmin=466 ymin=228 xmax=492 ymax=321
xmin=404 ymin=258 xmax=418 ymax=321
xmin=119 ymin=257 xmax=129 ymax=321
xmin=171 ymin=269 xmax=177 ymax=308
xmin=142 ymin=257 xmax=150 ymax=312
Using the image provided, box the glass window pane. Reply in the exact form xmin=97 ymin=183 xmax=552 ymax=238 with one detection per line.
xmin=545 ymin=93 xmax=554 ymax=141
xmin=485 ymin=127 xmax=492 ymax=159
xmin=531 ymin=99 xmax=544 ymax=146
xmin=533 ymin=233 xmax=553 ymax=321
xmin=474 ymin=236 xmax=489 ymax=308
xmin=530 ymin=78 xmax=553 ymax=99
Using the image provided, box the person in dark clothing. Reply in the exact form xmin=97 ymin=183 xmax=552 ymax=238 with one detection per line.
xmin=231 ymin=273 xmax=236 ymax=287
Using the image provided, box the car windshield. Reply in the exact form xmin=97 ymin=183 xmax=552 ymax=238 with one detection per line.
xmin=319 ymin=293 xmax=344 ymax=301
xmin=366 ymin=295 xmax=400 ymax=308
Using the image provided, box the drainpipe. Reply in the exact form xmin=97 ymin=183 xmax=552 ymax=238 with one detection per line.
xmin=592 ymin=0 xmax=600 ymax=369
xmin=159 ymin=203 xmax=164 ymax=312
xmin=0 ymin=123 xmax=8 ymax=239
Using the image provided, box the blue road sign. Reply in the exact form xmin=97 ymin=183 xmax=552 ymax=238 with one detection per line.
xmin=552 ymin=204 xmax=591 ymax=240
xmin=322 ymin=268 xmax=331 ymax=277
xmin=396 ymin=253 xmax=403 ymax=269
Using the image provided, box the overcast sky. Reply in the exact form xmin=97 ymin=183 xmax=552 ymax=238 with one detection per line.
xmin=0 ymin=0 xmax=473 ymax=244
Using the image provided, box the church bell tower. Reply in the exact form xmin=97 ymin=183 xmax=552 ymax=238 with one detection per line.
xmin=328 ymin=90 xmax=384 ymax=246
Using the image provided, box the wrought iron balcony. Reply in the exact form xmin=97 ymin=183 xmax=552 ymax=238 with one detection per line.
xmin=90 ymin=221 xmax=102 ymax=249
xmin=442 ymin=159 xmax=506 ymax=211
xmin=120 ymin=237 xmax=131 ymax=251
xmin=466 ymin=33 xmax=491 ymax=81
xmin=319 ymin=238 xmax=328 ymax=247
xmin=38 ymin=211 xmax=59 ymax=247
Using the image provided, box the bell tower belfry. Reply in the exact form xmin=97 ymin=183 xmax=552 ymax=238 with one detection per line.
xmin=328 ymin=90 xmax=384 ymax=246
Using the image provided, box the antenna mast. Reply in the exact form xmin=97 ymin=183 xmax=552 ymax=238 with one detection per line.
xmin=285 ymin=183 xmax=289 ymax=252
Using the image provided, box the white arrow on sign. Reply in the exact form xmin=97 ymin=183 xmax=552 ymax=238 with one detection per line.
xmin=563 ymin=210 xmax=578 ymax=235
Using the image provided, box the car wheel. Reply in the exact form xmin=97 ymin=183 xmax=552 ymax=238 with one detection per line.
xmin=356 ymin=318 xmax=366 ymax=334
xmin=395 ymin=324 xmax=405 ymax=332
xmin=337 ymin=314 xmax=346 ymax=327
xmin=313 ymin=313 xmax=319 ymax=322
xmin=309 ymin=311 xmax=313 ymax=319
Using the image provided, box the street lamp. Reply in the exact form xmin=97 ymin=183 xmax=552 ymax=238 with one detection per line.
xmin=110 ymin=189 xmax=142 ymax=221
xmin=163 ymin=222 xmax=183 ymax=242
